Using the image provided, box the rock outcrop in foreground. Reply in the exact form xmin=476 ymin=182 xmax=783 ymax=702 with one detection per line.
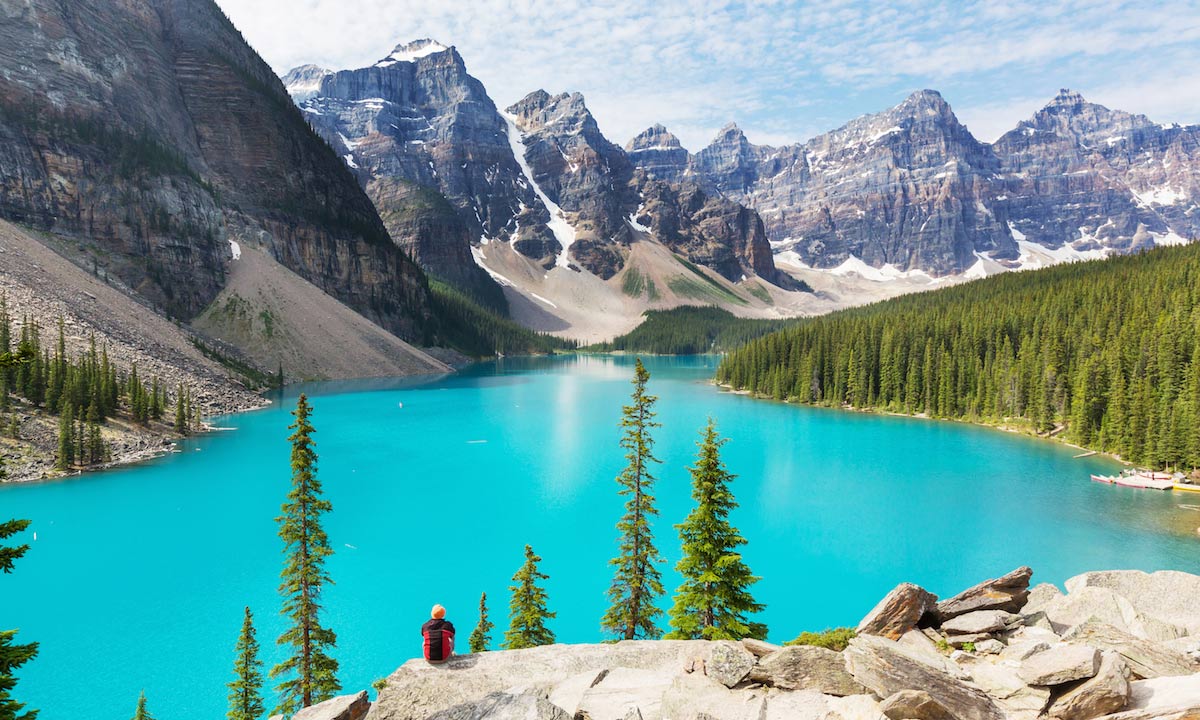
xmin=316 ymin=568 xmax=1200 ymax=720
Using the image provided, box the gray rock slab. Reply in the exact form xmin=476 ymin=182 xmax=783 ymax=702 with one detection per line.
xmin=937 ymin=567 xmax=1034 ymax=621
xmin=857 ymin=583 xmax=939 ymax=640
xmin=1063 ymin=619 xmax=1197 ymax=679
xmin=942 ymin=610 xmax=1022 ymax=635
xmin=879 ymin=689 xmax=957 ymax=720
xmin=1018 ymin=644 xmax=1101 ymax=686
xmin=1047 ymin=651 xmax=1131 ymax=720
xmin=747 ymin=645 xmax=866 ymax=696
xmin=294 ymin=692 xmax=371 ymax=720
xmin=845 ymin=635 xmax=1004 ymax=720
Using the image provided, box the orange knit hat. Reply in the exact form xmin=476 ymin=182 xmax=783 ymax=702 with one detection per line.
xmin=431 ymin=604 xmax=446 ymax=619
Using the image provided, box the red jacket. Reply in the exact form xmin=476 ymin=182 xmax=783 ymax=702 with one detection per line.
xmin=422 ymin=618 xmax=455 ymax=663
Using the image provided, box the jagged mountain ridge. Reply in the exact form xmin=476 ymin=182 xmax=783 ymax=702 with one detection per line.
xmin=283 ymin=41 xmax=791 ymax=292
xmin=0 ymin=0 xmax=435 ymax=348
xmin=639 ymin=89 xmax=1197 ymax=276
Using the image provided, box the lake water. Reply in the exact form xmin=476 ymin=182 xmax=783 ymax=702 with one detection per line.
xmin=2 ymin=355 xmax=1198 ymax=719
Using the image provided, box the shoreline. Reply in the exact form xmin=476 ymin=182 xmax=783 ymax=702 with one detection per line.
xmin=0 ymin=359 xmax=471 ymax=485
xmin=712 ymin=380 xmax=1160 ymax=473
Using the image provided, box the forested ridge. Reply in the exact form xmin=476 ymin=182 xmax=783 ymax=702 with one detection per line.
xmin=717 ymin=244 xmax=1200 ymax=471
xmin=592 ymin=306 xmax=799 ymax=355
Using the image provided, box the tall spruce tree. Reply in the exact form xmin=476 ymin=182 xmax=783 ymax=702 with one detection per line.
xmin=174 ymin=384 xmax=187 ymax=435
xmin=504 ymin=545 xmax=555 ymax=650
xmin=131 ymin=691 xmax=152 ymax=720
xmin=665 ymin=420 xmax=767 ymax=641
xmin=227 ymin=607 xmax=264 ymax=720
xmin=1 ymin=518 xmax=38 ymax=720
xmin=602 ymin=358 xmax=665 ymax=640
xmin=468 ymin=592 xmax=493 ymax=654
xmin=55 ymin=404 xmax=74 ymax=471
xmin=271 ymin=394 xmax=339 ymax=714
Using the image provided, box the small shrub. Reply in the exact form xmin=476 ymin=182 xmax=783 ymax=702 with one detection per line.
xmin=784 ymin=627 xmax=857 ymax=652
xmin=372 ymin=677 xmax=389 ymax=692
xmin=961 ymin=642 xmax=976 ymax=653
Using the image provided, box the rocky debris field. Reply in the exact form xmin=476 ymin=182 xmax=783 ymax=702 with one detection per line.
xmin=0 ymin=221 xmax=263 ymax=481
xmin=303 ymin=567 xmax=1200 ymax=720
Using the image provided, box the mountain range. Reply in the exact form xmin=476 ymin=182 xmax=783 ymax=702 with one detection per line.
xmin=0 ymin=2 xmax=1197 ymax=370
xmin=283 ymin=39 xmax=1198 ymax=338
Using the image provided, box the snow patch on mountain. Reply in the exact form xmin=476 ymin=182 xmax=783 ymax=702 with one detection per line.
xmin=470 ymin=247 xmax=516 ymax=288
xmin=1132 ymin=185 xmax=1187 ymax=207
xmin=375 ymin=39 xmax=449 ymax=67
xmin=501 ymin=112 xmax=578 ymax=270
xmin=829 ymin=256 xmax=941 ymax=283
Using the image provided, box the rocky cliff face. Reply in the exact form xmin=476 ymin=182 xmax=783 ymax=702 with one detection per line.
xmin=625 ymin=124 xmax=690 ymax=184
xmin=0 ymin=0 xmax=432 ymax=342
xmin=665 ymin=89 xmax=1198 ymax=278
xmin=682 ymin=91 xmax=1019 ymax=276
xmin=284 ymin=40 xmax=533 ymax=306
xmin=993 ymin=89 xmax=1198 ymax=255
xmin=505 ymin=90 xmax=637 ymax=278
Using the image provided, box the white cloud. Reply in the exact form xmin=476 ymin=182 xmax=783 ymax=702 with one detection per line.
xmin=215 ymin=0 xmax=1200 ymax=152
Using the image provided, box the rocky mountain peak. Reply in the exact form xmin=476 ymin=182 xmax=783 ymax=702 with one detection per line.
xmin=375 ymin=38 xmax=452 ymax=67
xmin=1047 ymin=88 xmax=1087 ymax=110
xmin=281 ymin=63 xmax=332 ymax=101
xmin=625 ymin=125 xmax=690 ymax=182
xmin=626 ymin=124 xmax=683 ymax=152
xmin=715 ymin=121 xmax=748 ymax=143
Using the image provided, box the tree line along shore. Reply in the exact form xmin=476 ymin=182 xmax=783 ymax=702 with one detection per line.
xmin=717 ymin=243 xmax=1200 ymax=473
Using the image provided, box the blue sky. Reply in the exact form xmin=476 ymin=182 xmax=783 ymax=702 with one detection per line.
xmin=216 ymin=0 xmax=1200 ymax=151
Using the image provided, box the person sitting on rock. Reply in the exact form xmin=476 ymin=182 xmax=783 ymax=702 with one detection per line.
xmin=422 ymin=604 xmax=456 ymax=664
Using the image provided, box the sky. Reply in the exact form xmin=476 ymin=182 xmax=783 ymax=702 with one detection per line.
xmin=215 ymin=0 xmax=1200 ymax=151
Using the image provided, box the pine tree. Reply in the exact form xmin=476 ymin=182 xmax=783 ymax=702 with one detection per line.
xmin=227 ymin=607 xmax=264 ymax=720
xmin=56 ymin=403 xmax=75 ymax=471
xmin=1 ymin=518 xmax=38 ymax=720
xmin=174 ymin=384 xmax=187 ymax=435
xmin=271 ymin=394 xmax=339 ymax=714
xmin=602 ymin=358 xmax=665 ymax=640
xmin=665 ymin=420 xmax=767 ymax=641
xmin=468 ymin=592 xmax=493 ymax=654
xmin=0 ymin=295 xmax=10 ymax=412
xmin=504 ymin=545 xmax=555 ymax=650
xmin=131 ymin=691 xmax=152 ymax=720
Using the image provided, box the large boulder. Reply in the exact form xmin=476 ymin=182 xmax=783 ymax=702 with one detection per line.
xmin=1046 ymin=652 xmax=1131 ymax=720
xmin=702 ymin=641 xmax=757 ymax=688
xmin=1018 ymin=644 xmax=1101 ymax=686
xmin=937 ymin=567 xmax=1034 ymax=621
xmin=942 ymin=610 xmax=1022 ymax=636
xmin=1040 ymin=587 xmax=1184 ymax=641
xmin=295 ymin=692 xmax=371 ymax=720
xmin=844 ymin=635 xmax=1004 ymax=720
xmin=879 ymin=689 xmax=957 ymax=720
xmin=1025 ymin=583 xmax=1065 ymax=614
xmin=1066 ymin=571 xmax=1200 ymax=636
xmin=966 ymin=660 xmax=1051 ymax=719
xmin=857 ymin=583 xmax=939 ymax=640
xmin=365 ymin=641 xmax=710 ymax=720
xmin=1063 ymin=620 xmax=1197 ymax=679
xmin=747 ymin=645 xmax=866 ymax=696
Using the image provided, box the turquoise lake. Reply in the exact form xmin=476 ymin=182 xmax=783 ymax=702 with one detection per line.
xmin=2 ymin=354 xmax=1199 ymax=719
